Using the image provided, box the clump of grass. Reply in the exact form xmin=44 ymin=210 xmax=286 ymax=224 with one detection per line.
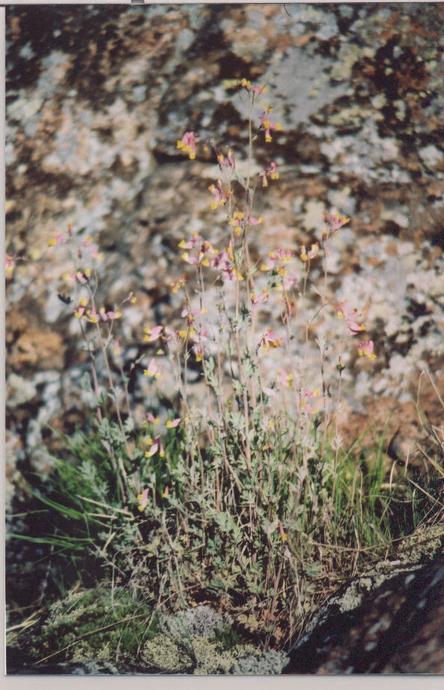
xmin=7 ymin=78 xmax=444 ymax=667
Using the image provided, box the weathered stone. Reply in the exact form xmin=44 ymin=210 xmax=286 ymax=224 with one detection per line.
xmin=5 ymin=4 xmax=444 ymax=479
xmin=7 ymin=373 xmax=37 ymax=408
xmin=285 ymin=550 xmax=444 ymax=673
xmin=10 ymin=329 xmax=65 ymax=370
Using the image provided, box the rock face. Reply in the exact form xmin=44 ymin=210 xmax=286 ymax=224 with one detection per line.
xmin=285 ymin=550 xmax=444 ymax=674
xmin=5 ymin=7 xmax=444 ymax=482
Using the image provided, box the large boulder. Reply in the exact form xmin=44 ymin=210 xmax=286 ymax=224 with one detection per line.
xmin=285 ymin=537 xmax=444 ymax=673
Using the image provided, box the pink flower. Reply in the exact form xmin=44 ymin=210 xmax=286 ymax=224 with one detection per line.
xmin=74 ymin=298 xmax=88 ymax=319
xmin=146 ymin=412 xmax=160 ymax=425
xmin=259 ymin=329 xmax=283 ymax=350
xmin=191 ymin=326 xmax=209 ymax=361
xmin=137 ymin=488 xmax=149 ymax=511
xmin=298 ymin=388 xmax=321 ymax=415
xmin=260 ymin=161 xmax=279 ymax=187
xmin=217 ymin=149 xmax=236 ymax=170
xmin=323 ymin=212 xmax=350 ymax=239
xmin=166 ymin=418 xmax=181 ymax=429
xmin=192 ymin=343 xmax=206 ymax=362
xmin=145 ymin=438 xmax=158 ymax=457
xmin=98 ymin=307 xmax=122 ymax=322
xmin=240 ymin=79 xmax=267 ymax=96
xmin=75 ymin=271 xmax=88 ymax=285
xmin=181 ymin=306 xmax=200 ymax=324
xmin=208 ymin=179 xmax=230 ymax=210
xmin=179 ymin=235 xmax=215 ymax=266
xmin=86 ymin=308 xmax=99 ymax=324
xmin=357 ymin=340 xmax=377 ymax=360
xmin=247 ymin=214 xmax=263 ymax=226
xmin=278 ymin=272 xmax=299 ymax=292
xmin=277 ymin=369 xmax=293 ymax=389
xmin=178 ymin=233 xmax=203 ymax=250
xmin=145 ymin=437 xmax=165 ymax=458
xmin=260 ymin=248 xmax=292 ymax=271
xmin=212 ymin=244 xmax=243 ymax=282
xmin=212 ymin=250 xmax=235 ymax=281
xmin=336 ymin=302 xmax=366 ymax=336
xmin=229 ymin=210 xmax=245 ymax=236
xmin=48 ymin=232 xmax=66 ymax=248
xmin=144 ymin=325 xmax=164 ymax=342
xmin=300 ymin=243 xmax=319 ymax=262
xmin=144 ymin=358 xmax=162 ymax=379
xmin=176 ymin=131 xmax=198 ymax=160
xmin=259 ymin=108 xmax=283 ymax=143
xmin=325 ymin=212 xmax=350 ymax=232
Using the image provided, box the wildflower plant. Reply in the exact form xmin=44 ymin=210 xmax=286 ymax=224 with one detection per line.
xmin=7 ymin=77 xmax=441 ymax=661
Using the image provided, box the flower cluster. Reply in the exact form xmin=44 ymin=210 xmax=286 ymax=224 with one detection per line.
xmin=143 ymin=324 xmax=174 ymax=343
xmin=260 ymin=248 xmax=293 ymax=272
xmin=259 ymin=107 xmax=283 ymax=143
xmin=170 ymin=276 xmax=186 ymax=294
xmin=63 ymin=269 xmax=92 ymax=285
xmin=74 ymin=296 xmax=122 ymax=323
xmin=336 ymin=301 xmax=377 ymax=361
xmin=176 ymin=131 xmax=198 ymax=160
xmin=179 ymin=234 xmax=216 ymax=267
xmin=357 ymin=340 xmax=377 ymax=360
xmin=336 ymin=302 xmax=366 ymax=336
xmin=260 ymin=248 xmax=298 ymax=291
xmin=229 ymin=210 xmax=245 ymax=236
xmin=48 ymin=232 xmax=66 ymax=248
xmin=298 ymin=388 xmax=322 ymax=415
xmin=300 ymin=243 xmax=320 ymax=263
xmin=228 ymin=210 xmax=263 ymax=237
xmin=239 ymin=78 xmax=267 ymax=96
xmin=217 ymin=149 xmax=236 ymax=171
xmin=259 ymin=329 xmax=283 ymax=351
xmin=208 ymin=179 xmax=231 ymax=210
xmin=212 ymin=243 xmax=243 ymax=282
xmin=322 ymin=212 xmax=350 ymax=240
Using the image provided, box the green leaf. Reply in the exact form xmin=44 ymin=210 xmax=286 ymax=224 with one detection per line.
xmin=32 ymin=492 xmax=86 ymax=521
xmin=9 ymin=533 xmax=92 ymax=550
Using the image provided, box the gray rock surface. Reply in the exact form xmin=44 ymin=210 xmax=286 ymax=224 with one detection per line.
xmin=285 ymin=530 xmax=444 ymax=673
xmin=5 ymin=4 xmax=444 ymax=483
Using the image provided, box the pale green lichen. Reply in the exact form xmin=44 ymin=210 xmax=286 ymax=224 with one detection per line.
xmin=141 ymin=633 xmax=288 ymax=675
xmin=141 ymin=633 xmax=193 ymax=673
xmin=141 ymin=606 xmax=288 ymax=675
